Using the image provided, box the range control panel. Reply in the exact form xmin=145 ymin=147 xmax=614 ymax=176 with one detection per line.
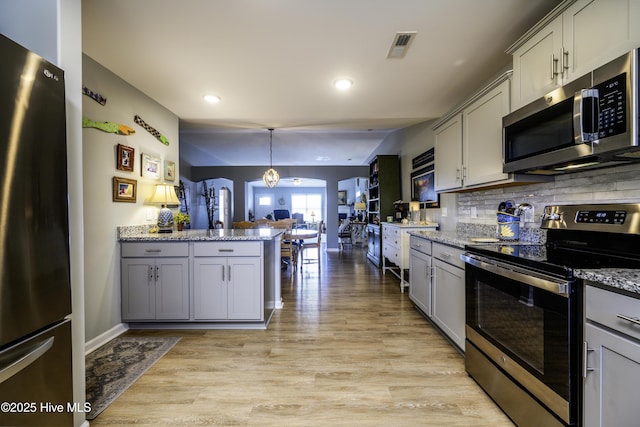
xmin=575 ymin=210 xmax=626 ymax=224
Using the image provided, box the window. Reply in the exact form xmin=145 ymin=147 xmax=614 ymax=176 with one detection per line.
xmin=258 ymin=196 xmax=272 ymax=206
xmin=292 ymin=194 xmax=322 ymax=222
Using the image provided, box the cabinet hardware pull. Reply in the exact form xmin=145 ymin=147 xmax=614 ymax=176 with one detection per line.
xmin=561 ymin=48 xmax=569 ymax=76
xmin=148 ymin=265 xmax=154 ymax=282
xmin=155 ymin=266 xmax=159 ymax=282
xmin=462 ymin=166 xmax=467 ymax=180
xmin=222 ymin=266 xmax=225 ymax=282
xmin=145 ymin=249 xmax=162 ymax=253
xmin=456 ymin=168 xmax=461 ymax=180
xmin=582 ymin=341 xmax=595 ymax=378
xmin=228 ymin=265 xmax=231 ymax=282
xmin=617 ymin=313 xmax=640 ymax=326
xmin=550 ymin=54 xmax=559 ymax=80
xmin=218 ymin=249 xmax=234 ymax=253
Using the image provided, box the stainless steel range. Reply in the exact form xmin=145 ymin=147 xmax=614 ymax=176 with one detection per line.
xmin=462 ymin=203 xmax=640 ymax=427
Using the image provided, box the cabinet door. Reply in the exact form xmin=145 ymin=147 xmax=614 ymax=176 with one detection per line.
xmin=511 ymin=16 xmax=563 ymax=109
xmin=434 ymin=115 xmax=463 ymax=192
xmin=121 ymin=259 xmax=156 ymax=320
xmin=563 ymin=0 xmax=640 ymax=83
xmin=584 ymin=322 xmax=640 ymax=427
xmin=193 ymin=258 xmax=228 ymax=319
xmin=463 ymin=80 xmax=510 ymax=187
xmin=228 ymin=257 xmax=262 ymax=320
xmin=432 ymin=258 xmax=465 ymax=351
xmin=155 ymin=258 xmax=189 ymax=320
xmin=409 ymin=249 xmax=431 ymax=316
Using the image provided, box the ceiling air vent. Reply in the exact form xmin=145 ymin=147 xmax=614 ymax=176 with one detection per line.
xmin=387 ymin=31 xmax=416 ymax=59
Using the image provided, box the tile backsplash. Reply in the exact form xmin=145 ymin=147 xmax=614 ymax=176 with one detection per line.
xmin=457 ymin=163 xmax=640 ymax=227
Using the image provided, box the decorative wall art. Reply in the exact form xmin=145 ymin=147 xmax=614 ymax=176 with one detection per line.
xmin=338 ymin=190 xmax=347 ymax=206
xmin=82 ymin=85 xmax=107 ymax=106
xmin=141 ymin=153 xmax=161 ymax=180
xmin=112 ymin=177 xmax=137 ymax=202
xmin=411 ymin=164 xmax=439 ymax=208
xmin=134 ymin=115 xmax=170 ymax=146
xmin=164 ymin=160 xmax=176 ymax=182
xmin=82 ymin=116 xmax=135 ymax=135
xmin=116 ymin=144 xmax=135 ymax=172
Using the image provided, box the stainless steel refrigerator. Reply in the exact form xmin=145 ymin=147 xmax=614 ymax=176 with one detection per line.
xmin=0 ymin=34 xmax=73 ymax=426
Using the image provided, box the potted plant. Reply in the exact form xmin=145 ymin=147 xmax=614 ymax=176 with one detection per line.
xmin=174 ymin=212 xmax=190 ymax=231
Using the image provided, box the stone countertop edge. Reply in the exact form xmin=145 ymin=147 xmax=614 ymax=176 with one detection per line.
xmin=575 ymin=269 xmax=640 ymax=297
xmin=381 ymin=222 xmax=439 ymax=228
xmin=408 ymin=230 xmax=475 ymax=249
xmin=118 ymin=227 xmax=285 ymax=242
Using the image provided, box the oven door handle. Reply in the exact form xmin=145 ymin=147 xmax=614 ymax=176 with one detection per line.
xmin=461 ymin=253 xmax=570 ymax=297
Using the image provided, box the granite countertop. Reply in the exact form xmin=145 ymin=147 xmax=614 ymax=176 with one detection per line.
xmin=381 ymin=222 xmax=439 ymax=228
xmin=118 ymin=226 xmax=284 ymax=242
xmin=409 ymin=230 xmax=476 ymax=249
xmin=575 ymin=269 xmax=640 ymax=296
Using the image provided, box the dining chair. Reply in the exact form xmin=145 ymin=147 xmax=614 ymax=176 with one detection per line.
xmin=338 ymin=219 xmax=353 ymax=251
xmin=300 ymin=220 xmax=322 ymax=267
xmin=255 ymin=218 xmax=273 ymax=228
xmin=277 ymin=219 xmax=298 ymax=270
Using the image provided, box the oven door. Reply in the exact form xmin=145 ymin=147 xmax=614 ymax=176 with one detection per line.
xmin=462 ymin=253 xmax=580 ymax=426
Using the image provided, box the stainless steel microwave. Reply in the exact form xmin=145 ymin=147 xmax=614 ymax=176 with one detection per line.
xmin=503 ymin=49 xmax=639 ymax=175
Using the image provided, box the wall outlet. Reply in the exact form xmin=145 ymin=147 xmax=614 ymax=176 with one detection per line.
xmin=524 ymin=206 xmax=535 ymax=223
xmin=470 ymin=207 xmax=477 ymax=218
xmin=442 ymin=207 xmax=448 ymax=217
xmin=146 ymin=208 xmax=156 ymax=221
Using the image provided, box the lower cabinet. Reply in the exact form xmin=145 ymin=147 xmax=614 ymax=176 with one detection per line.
xmin=408 ymin=238 xmax=466 ymax=352
xmin=192 ymin=241 xmax=263 ymax=321
xmin=367 ymin=224 xmax=381 ymax=267
xmin=193 ymin=256 xmax=262 ymax=320
xmin=121 ymin=243 xmax=190 ymax=321
xmin=584 ymin=285 xmax=640 ymax=426
xmin=409 ymin=236 xmax=432 ymax=316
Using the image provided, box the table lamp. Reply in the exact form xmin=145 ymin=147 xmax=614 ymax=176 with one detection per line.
xmin=149 ymin=184 xmax=181 ymax=233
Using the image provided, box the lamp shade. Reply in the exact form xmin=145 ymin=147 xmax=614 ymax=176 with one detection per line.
xmin=354 ymin=202 xmax=367 ymax=210
xmin=149 ymin=184 xmax=180 ymax=206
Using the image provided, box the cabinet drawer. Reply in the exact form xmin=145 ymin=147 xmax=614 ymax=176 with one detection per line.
xmin=383 ymin=243 xmax=400 ymax=265
xmin=194 ymin=241 xmax=261 ymax=257
xmin=587 ymin=285 xmax=640 ymax=342
xmin=121 ymin=242 xmax=189 ymax=258
xmin=410 ymin=236 xmax=431 ymax=255
xmin=432 ymin=242 xmax=465 ymax=269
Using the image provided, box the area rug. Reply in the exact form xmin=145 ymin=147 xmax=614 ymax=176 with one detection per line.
xmin=85 ymin=336 xmax=181 ymax=420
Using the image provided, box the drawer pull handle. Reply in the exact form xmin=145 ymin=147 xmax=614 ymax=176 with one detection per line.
xmin=219 ymin=249 xmax=235 ymax=253
xmin=617 ymin=314 xmax=640 ymax=326
xmin=583 ymin=341 xmax=595 ymax=378
xmin=145 ymin=249 xmax=162 ymax=253
xmin=440 ymin=252 xmax=452 ymax=259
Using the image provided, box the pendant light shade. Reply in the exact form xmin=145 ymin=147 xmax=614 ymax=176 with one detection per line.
xmin=263 ymin=128 xmax=280 ymax=188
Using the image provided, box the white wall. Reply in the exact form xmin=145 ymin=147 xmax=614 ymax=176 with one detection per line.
xmin=82 ymin=55 xmax=180 ymax=342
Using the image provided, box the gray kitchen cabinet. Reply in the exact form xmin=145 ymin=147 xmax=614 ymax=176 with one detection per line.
xmin=434 ymin=75 xmax=512 ymax=192
xmin=509 ymin=0 xmax=640 ymax=109
xmin=431 ymin=243 xmax=466 ymax=352
xmin=409 ymin=236 xmax=432 ymax=316
xmin=584 ymin=284 xmax=640 ymax=427
xmin=193 ymin=242 xmax=263 ymax=321
xmin=121 ymin=242 xmax=189 ymax=321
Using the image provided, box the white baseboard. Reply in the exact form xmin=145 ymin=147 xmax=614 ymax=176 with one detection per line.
xmin=84 ymin=323 xmax=128 ymax=355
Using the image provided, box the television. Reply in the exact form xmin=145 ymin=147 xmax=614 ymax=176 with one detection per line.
xmin=411 ymin=165 xmax=439 ymax=207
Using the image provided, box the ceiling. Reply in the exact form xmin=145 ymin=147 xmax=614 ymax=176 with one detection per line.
xmin=82 ymin=0 xmax=561 ymax=168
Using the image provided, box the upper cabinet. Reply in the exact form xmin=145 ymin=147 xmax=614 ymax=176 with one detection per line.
xmin=509 ymin=0 xmax=640 ymax=110
xmin=434 ymin=74 xmax=512 ymax=192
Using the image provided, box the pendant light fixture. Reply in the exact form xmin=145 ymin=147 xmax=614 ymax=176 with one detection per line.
xmin=262 ymin=128 xmax=280 ymax=188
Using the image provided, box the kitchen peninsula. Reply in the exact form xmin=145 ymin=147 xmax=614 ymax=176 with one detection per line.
xmin=118 ymin=226 xmax=283 ymax=329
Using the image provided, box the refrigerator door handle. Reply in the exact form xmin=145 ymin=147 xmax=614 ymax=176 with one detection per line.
xmin=0 ymin=337 xmax=54 ymax=384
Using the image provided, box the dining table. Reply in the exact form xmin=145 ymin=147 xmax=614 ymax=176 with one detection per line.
xmin=285 ymin=228 xmax=318 ymax=241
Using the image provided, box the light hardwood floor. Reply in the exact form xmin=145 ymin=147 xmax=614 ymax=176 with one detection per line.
xmin=90 ymin=245 xmax=513 ymax=426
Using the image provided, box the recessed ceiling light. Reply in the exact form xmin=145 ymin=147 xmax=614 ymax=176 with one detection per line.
xmin=203 ymin=95 xmax=221 ymax=103
xmin=293 ymin=178 xmax=302 ymax=186
xmin=334 ymin=79 xmax=353 ymax=90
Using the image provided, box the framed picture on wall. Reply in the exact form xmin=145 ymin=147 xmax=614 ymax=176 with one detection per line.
xmin=112 ymin=177 xmax=137 ymax=202
xmin=164 ymin=159 xmax=176 ymax=182
xmin=141 ymin=153 xmax=160 ymax=180
xmin=411 ymin=165 xmax=439 ymax=208
xmin=116 ymin=144 xmax=135 ymax=172
xmin=338 ymin=190 xmax=347 ymax=205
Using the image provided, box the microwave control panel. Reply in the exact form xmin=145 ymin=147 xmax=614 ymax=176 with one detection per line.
xmin=596 ymin=73 xmax=627 ymax=139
